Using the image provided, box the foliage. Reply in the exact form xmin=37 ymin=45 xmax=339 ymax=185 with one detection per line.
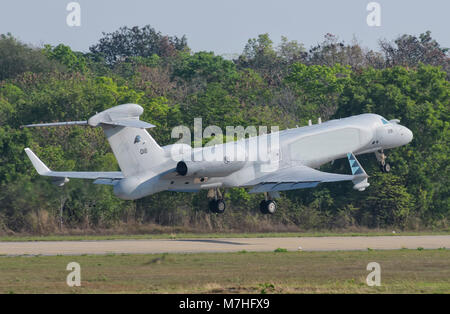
xmin=0 ymin=34 xmax=63 ymax=81
xmin=43 ymin=44 xmax=87 ymax=73
xmin=285 ymin=62 xmax=352 ymax=119
xmin=380 ymin=31 xmax=449 ymax=74
xmin=0 ymin=29 xmax=448 ymax=233
xmin=89 ymin=25 xmax=188 ymax=65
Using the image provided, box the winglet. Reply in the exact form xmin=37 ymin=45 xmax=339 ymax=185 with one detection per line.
xmin=347 ymin=153 xmax=370 ymax=191
xmin=347 ymin=153 xmax=367 ymax=176
xmin=24 ymin=148 xmax=51 ymax=175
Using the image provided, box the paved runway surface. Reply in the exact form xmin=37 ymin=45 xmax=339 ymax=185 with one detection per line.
xmin=0 ymin=235 xmax=448 ymax=256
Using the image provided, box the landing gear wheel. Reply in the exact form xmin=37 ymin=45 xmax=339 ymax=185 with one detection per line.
xmin=380 ymin=163 xmax=391 ymax=173
xmin=215 ymin=199 xmax=226 ymax=214
xmin=209 ymin=199 xmax=226 ymax=214
xmin=266 ymin=200 xmax=277 ymax=214
xmin=260 ymin=200 xmax=277 ymax=215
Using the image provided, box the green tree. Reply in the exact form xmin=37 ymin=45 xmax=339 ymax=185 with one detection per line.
xmin=285 ymin=62 xmax=352 ymax=119
xmin=237 ymin=34 xmax=284 ymax=85
xmin=380 ymin=31 xmax=449 ymax=74
xmin=336 ymin=64 xmax=449 ymax=222
xmin=89 ymin=25 xmax=188 ymax=65
xmin=173 ymin=51 xmax=238 ymax=84
xmin=0 ymin=34 xmax=63 ymax=81
xmin=361 ymin=173 xmax=414 ymax=228
xmin=43 ymin=44 xmax=87 ymax=73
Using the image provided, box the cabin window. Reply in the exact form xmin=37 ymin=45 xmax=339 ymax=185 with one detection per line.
xmin=134 ymin=135 xmax=141 ymax=144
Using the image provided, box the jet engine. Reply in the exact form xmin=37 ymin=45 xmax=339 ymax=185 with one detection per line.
xmin=176 ymin=159 xmax=245 ymax=177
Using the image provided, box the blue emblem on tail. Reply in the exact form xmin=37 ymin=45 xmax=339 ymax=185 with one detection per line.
xmin=347 ymin=153 xmax=365 ymax=175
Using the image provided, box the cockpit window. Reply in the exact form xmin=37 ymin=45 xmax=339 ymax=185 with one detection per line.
xmin=381 ymin=118 xmax=390 ymax=125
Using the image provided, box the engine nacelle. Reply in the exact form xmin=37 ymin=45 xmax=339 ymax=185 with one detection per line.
xmin=113 ymin=175 xmax=164 ymax=200
xmin=176 ymin=159 xmax=245 ymax=177
xmin=52 ymin=177 xmax=69 ymax=187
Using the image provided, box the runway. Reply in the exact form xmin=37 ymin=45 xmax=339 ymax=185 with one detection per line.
xmin=0 ymin=235 xmax=448 ymax=256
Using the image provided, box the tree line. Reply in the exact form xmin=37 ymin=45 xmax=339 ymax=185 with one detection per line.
xmin=0 ymin=26 xmax=448 ymax=234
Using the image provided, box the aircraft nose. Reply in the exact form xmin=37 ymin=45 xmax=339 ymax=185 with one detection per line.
xmin=400 ymin=126 xmax=413 ymax=144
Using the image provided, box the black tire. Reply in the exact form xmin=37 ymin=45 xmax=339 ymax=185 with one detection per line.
xmin=260 ymin=200 xmax=277 ymax=214
xmin=209 ymin=199 xmax=226 ymax=214
xmin=383 ymin=163 xmax=391 ymax=173
xmin=209 ymin=200 xmax=218 ymax=213
xmin=259 ymin=200 xmax=268 ymax=214
xmin=215 ymin=199 xmax=226 ymax=214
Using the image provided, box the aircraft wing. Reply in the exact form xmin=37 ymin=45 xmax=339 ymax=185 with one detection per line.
xmin=24 ymin=148 xmax=123 ymax=185
xmin=245 ymin=153 xmax=369 ymax=193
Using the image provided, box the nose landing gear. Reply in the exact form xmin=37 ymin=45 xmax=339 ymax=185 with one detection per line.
xmin=375 ymin=150 xmax=391 ymax=173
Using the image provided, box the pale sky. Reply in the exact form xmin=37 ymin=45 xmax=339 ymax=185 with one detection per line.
xmin=0 ymin=0 xmax=448 ymax=55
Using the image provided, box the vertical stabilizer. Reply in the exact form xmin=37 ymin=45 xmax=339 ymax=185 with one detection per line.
xmin=22 ymin=104 xmax=167 ymax=178
xmin=88 ymin=104 xmax=166 ymax=177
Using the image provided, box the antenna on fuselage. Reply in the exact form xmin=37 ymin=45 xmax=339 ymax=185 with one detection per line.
xmin=318 ymin=117 xmax=322 ymax=124
xmin=308 ymin=120 xmax=312 ymax=126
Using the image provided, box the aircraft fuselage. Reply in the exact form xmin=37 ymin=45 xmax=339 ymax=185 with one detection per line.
xmin=113 ymin=113 xmax=413 ymax=200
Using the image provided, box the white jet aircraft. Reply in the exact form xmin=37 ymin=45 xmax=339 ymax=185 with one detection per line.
xmin=23 ymin=104 xmax=413 ymax=214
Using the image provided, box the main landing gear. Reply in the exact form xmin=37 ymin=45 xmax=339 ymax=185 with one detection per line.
xmin=208 ymin=188 xmax=226 ymax=214
xmin=375 ymin=150 xmax=391 ymax=173
xmin=260 ymin=192 xmax=277 ymax=215
xmin=207 ymin=189 xmax=278 ymax=215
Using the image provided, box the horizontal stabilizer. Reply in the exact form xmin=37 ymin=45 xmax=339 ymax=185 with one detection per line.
xmin=21 ymin=104 xmax=156 ymax=130
xmin=88 ymin=104 xmax=154 ymax=129
xmin=24 ymin=148 xmax=123 ymax=183
xmin=24 ymin=148 xmax=50 ymax=175
xmin=101 ymin=119 xmax=155 ymax=129
xmin=21 ymin=121 xmax=88 ymax=128
xmin=93 ymin=178 xmax=122 ymax=185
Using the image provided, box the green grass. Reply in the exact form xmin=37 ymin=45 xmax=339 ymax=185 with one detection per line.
xmin=0 ymin=249 xmax=448 ymax=293
xmin=0 ymin=230 xmax=448 ymax=242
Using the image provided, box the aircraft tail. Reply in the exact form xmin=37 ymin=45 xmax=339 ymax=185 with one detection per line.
xmin=22 ymin=104 xmax=167 ymax=178
xmin=88 ymin=104 xmax=166 ymax=177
